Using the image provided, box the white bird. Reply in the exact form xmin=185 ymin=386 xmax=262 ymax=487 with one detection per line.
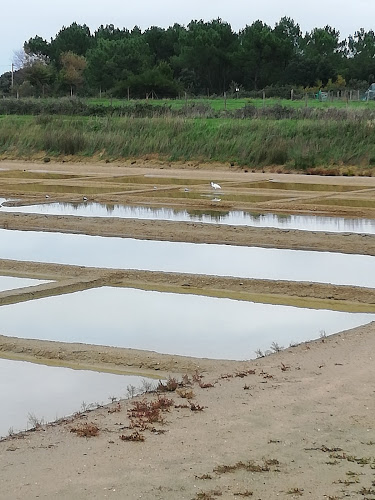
xmin=83 ymin=196 xmax=88 ymax=201
xmin=45 ymin=195 xmax=50 ymax=199
xmin=210 ymin=181 xmax=221 ymax=190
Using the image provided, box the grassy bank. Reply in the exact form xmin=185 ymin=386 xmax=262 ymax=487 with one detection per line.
xmin=90 ymin=96 xmax=375 ymax=111
xmin=2 ymin=97 xmax=375 ymax=118
xmin=1 ymin=115 xmax=375 ymax=171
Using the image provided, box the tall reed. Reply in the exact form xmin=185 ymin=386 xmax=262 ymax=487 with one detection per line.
xmin=1 ymin=115 xmax=375 ymax=169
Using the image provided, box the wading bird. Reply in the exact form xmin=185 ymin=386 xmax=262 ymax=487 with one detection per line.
xmin=210 ymin=181 xmax=221 ymax=190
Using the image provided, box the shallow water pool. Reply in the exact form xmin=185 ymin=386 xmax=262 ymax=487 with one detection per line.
xmin=0 ymin=287 xmax=372 ymax=361
xmin=1 ymin=199 xmax=375 ymax=234
xmin=0 ymin=358 xmax=154 ymax=437
xmin=0 ymin=276 xmax=49 ymax=292
xmin=0 ymin=229 xmax=374 ymax=288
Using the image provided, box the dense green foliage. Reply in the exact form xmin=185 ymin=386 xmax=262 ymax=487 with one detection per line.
xmin=2 ymin=19 xmax=375 ymax=98
xmin=1 ymin=114 xmax=375 ymax=171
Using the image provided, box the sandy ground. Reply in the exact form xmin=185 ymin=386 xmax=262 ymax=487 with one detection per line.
xmin=0 ymin=324 xmax=374 ymax=500
xmin=0 ymin=160 xmax=375 ymax=499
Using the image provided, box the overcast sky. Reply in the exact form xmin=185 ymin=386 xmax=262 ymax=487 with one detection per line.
xmin=1 ymin=0 xmax=374 ymax=74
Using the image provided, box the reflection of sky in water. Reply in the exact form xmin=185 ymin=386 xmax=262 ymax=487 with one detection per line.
xmin=1 ymin=198 xmax=375 ymax=234
xmin=1 ymin=229 xmax=374 ymax=288
xmin=0 ymin=276 xmax=49 ymax=292
xmin=0 ymin=358 xmax=151 ymax=437
xmin=0 ymin=287 xmax=373 ymax=361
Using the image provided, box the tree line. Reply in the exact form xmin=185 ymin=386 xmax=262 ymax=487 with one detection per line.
xmin=1 ymin=18 xmax=375 ymax=98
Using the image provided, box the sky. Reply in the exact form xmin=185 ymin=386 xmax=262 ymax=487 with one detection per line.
xmin=1 ymin=0 xmax=374 ymax=74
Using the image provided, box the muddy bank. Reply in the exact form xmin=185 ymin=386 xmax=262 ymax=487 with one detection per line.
xmin=1 ymin=260 xmax=375 ymax=312
xmin=1 ymin=212 xmax=375 ymax=255
xmin=0 ymin=335 xmax=235 ymax=376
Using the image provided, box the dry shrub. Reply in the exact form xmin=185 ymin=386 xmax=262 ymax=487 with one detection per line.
xmin=108 ymin=403 xmax=121 ymax=413
xmin=214 ymin=459 xmax=279 ymax=475
xmin=157 ymin=376 xmax=179 ymax=392
xmin=176 ymin=389 xmax=195 ymax=399
xmin=199 ymin=381 xmax=215 ymax=388
xmin=128 ymin=396 xmax=174 ymax=428
xmin=190 ymin=403 xmax=205 ymax=412
xmin=119 ymin=431 xmax=145 ymax=442
xmin=70 ymin=422 xmax=99 ymax=437
xmin=193 ymin=490 xmax=222 ymax=499
xmin=192 ymin=370 xmax=203 ymax=383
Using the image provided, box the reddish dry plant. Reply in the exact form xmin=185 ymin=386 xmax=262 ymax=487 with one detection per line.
xmin=128 ymin=396 xmax=174 ymax=428
xmin=157 ymin=376 xmax=179 ymax=392
xmin=119 ymin=431 xmax=145 ymax=442
xmin=70 ymin=422 xmax=99 ymax=438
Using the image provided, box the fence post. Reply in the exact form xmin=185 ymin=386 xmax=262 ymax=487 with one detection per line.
xmin=224 ymin=91 xmax=227 ymax=110
xmin=304 ymin=93 xmax=308 ymax=107
xmin=262 ymin=90 xmax=265 ymax=107
xmin=291 ymin=89 xmax=294 ymax=101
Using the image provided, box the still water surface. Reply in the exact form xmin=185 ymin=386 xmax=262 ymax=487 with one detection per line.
xmin=0 ymin=287 xmax=373 ymax=360
xmin=0 ymin=229 xmax=374 ymax=288
xmin=0 ymin=358 xmax=153 ymax=437
xmin=1 ymin=199 xmax=375 ymax=234
xmin=0 ymin=276 xmax=49 ymax=292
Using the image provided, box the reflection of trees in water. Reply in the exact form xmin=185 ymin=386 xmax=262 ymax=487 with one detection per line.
xmin=3 ymin=199 xmax=375 ymax=233
xmin=187 ymin=209 xmax=230 ymax=222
